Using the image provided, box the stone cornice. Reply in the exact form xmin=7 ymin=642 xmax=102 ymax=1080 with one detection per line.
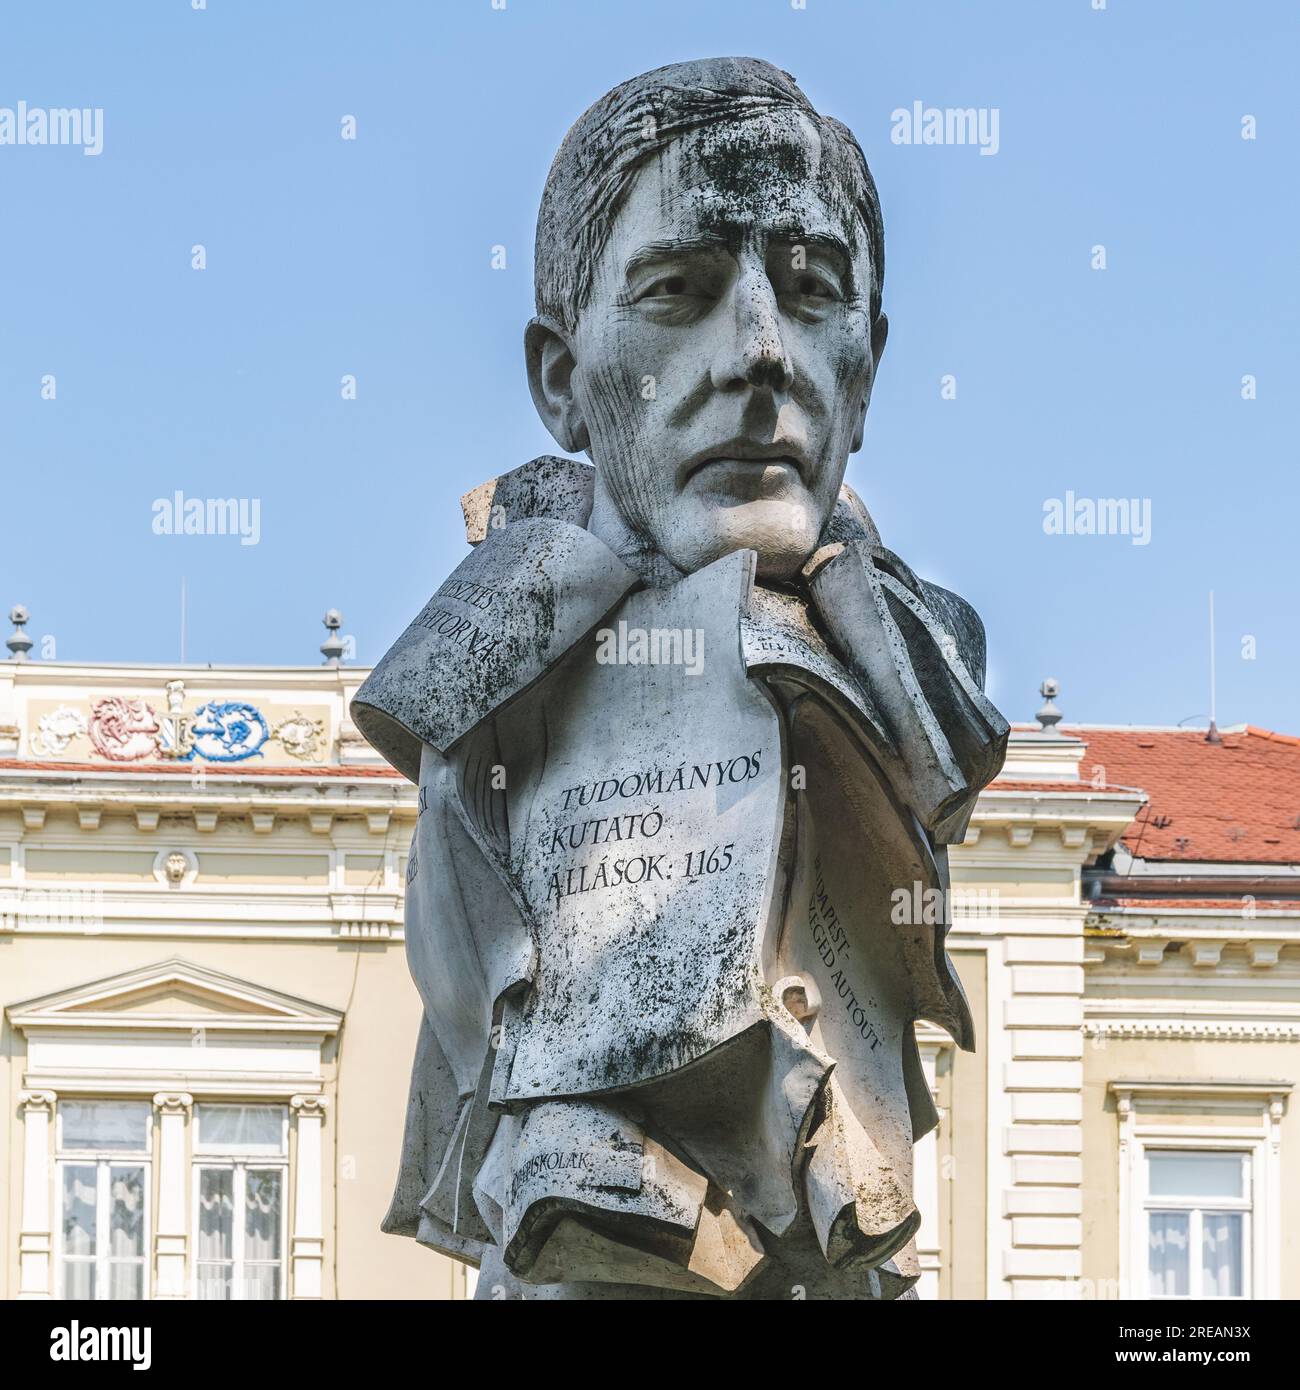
xmin=966 ymin=787 xmax=1145 ymax=866
xmin=26 ymin=1073 xmax=325 ymax=1099
xmin=1088 ymin=908 xmax=1300 ymax=930
xmin=1109 ymin=1078 xmax=1293 ymax=1102
xmin=1087 ymin=1020 xmax=1300 ymax=1041
xmin=1085 ymin=993 xmax=1300 ymax=1039
xmin=975 ymin=787 xmax=1144 ymax=818
xmin=0 ymin=661 xmax=372 ymax=687
xmin=0 ymin=778 xmax=411 ymax=811
xmin=1087 ymin=940 xmax=1296 ymax=972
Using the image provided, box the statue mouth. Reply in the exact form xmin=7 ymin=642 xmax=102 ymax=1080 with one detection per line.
xmin=679 ymin=442 xmax=809 ymax=490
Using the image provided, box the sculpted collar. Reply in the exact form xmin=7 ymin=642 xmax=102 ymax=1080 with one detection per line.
xmin=351 ymin=456 xmax=1007 ymax=843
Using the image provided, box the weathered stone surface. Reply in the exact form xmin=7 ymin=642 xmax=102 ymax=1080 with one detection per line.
xmin=493 ymin=550 xmax=784 ymax=1098
xmin=352 ymin=517 xmax=636 ymax=778
xmin=805 ymin=540 xmax=1008 ymax=844
xmin=358 ymin=56 xmax=1007 ymax=1299
xmin=461 ymin=455 xmax=595 ymax=543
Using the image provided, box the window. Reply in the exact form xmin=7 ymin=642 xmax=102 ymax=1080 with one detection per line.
xmin=1114 ymin=1081 xmax=1287 ymax=1302
xmin=1145 ymin=1150 xmax=1251 ymax=1298
xmin=192 ymin=1103 xmax=288 ymax=1299
xmin=56 ymin=1100 xmax=151 ymax=1300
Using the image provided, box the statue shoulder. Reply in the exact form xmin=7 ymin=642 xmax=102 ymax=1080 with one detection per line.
xmin=823 ymin=482 xmax=989 ymax=689
xmin=351 ymin=515 xmax=637 ymax=781
xmin=914 ymin=579 xmax=988 ymax=691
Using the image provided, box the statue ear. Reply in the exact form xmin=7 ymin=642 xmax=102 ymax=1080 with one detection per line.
xmin=525 ymin=316 xmax=590 ymax=454
xmin=851 ymin=312 xmax=889 ymax=454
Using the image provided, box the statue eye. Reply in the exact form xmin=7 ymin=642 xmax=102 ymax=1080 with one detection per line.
xmin=795 ymin=275 xmax=834 ymax=299
xmin=644 ymin=275 xmax=689 ymax=297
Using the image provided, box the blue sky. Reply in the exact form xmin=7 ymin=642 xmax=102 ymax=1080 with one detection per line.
xmin=1 ymin=0 xmax=1296 ymax=731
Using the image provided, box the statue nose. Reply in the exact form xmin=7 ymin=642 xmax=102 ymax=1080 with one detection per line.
xmin=746 ymin=354 xmax=791 ymax=392
xmin=711 ymin=272 xmax=795 ymax=395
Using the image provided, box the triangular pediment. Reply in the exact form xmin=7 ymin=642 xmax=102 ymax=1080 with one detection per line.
xmin=5 ymin=958 xmax=342 ymax=1034
xmin=64 ymin=986 xmax=282 ymax=1018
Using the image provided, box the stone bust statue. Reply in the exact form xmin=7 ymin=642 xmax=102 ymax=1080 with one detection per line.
xmin=353 ymin=56 xmax=1008 ymax=1300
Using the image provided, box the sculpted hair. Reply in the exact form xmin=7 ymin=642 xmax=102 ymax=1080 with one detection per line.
xmin=534 ymin=56 xmax=886 ymax=334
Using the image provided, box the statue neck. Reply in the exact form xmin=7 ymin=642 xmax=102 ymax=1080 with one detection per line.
xmin=586 ymin=467 xmax=684 ymax=589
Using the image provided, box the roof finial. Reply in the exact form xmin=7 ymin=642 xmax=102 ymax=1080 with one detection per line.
xmin=1036 ymin=677 xmax=1062 ymax=733
xmin=6 ymin=605 xmax=33 ymax=662
xmin=320 ymin=609 xmax=345 ymax=667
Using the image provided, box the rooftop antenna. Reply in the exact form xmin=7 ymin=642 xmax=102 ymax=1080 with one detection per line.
xmin=1206 ymin=590 xmax=1221 ymax=744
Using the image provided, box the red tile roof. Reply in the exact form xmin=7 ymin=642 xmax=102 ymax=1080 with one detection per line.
xmin=1067 ymin=726 xmax=1300 ymax=866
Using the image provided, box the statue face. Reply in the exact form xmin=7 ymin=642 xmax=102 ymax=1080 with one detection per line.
xmin=563 ymin=109 xmax=885 ymax=581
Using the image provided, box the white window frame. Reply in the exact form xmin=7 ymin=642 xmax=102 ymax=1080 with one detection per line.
xmin=193 ymin=1102 xmax=290 ymax=1158
xmin=7 ymin=961 xmax=338 ymax=1300
xmin=1140 ymin=1145 xmax=1253 ymax=1299
xmin=54 ymin=1100 xmax=152 ymax=1301
xmin=1112 ymin=1081 xmax=1288 ymax=1302
xmin=191 ymin=1103 xmax=289 ymax=1300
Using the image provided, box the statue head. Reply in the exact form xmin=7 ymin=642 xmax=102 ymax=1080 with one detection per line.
xmin=527 ymin=57 xmax=889 ymax=583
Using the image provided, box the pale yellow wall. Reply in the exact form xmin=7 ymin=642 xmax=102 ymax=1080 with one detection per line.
xmin=24 ymin=849 xmax=157 ymax=880
xmin=1 ymin=933 xmax=464 ymax=1300
xmin=1079 ymin=1046 xmax=1119 ymax=1293
xmin=192 ymin=853 xmax=332 ymax=884
xmin=1 ymin=941 xmax=16 ymax=1296
xmin=939 ymin=949 xmax=987 ymax=1300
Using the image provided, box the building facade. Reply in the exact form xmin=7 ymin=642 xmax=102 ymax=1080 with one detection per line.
xmin=931 ymin=718 xmax=1299 ymax=1300
xmin=2 ymin=645 xmax=1295 ymax=1300
xmin=0 ymin=654 xmax=462 ymax=1300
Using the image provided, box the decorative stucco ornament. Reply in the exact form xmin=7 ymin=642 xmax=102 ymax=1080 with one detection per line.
xmin=353 ymin=58 xmax=1008 ymax=1300
xmin=30 ymin=705 xmax=87 ymax=756
xmin=157 ymin=679 xmax=195 ymax=760
xmin=188 ymin=701 xmax=269 ymax=761
xmin=272 ymin=711 xmax=326 ymax=761
xmin=88 ymin=697 xmax=161 ymax=762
